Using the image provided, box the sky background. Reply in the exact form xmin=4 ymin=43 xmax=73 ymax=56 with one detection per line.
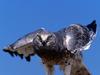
xmin=0 ymin=0 xmax=100 ymax=75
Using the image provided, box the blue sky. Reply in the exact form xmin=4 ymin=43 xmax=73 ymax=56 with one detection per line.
xmin=0 ymin=0 xmax=100 ymax=75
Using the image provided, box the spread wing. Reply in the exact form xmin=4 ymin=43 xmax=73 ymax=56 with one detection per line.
xmin=3 ymin=29 xmax=43 ymax=61
xmin=59 ymin=20 xmax=97 ymax=53
xmin=64 ymin=24 xmax=90 ymax=52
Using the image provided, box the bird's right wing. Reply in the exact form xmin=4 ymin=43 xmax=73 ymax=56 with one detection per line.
xmin=3 ymin=29 xmax=43 ymax=61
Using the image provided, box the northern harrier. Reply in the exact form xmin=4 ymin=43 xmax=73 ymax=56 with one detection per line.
xmin=3 ymin=20 xmax=97 ymax=75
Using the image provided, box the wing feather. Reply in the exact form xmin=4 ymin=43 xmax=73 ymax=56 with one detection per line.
xmin=3 ymin=29 xmax=44 ymax=61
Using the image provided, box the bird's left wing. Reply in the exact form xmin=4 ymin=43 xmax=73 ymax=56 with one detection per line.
xmin=3 ymin=29 xmax=43 ymax=61
xmin=59 ymin=20 xmax=97 ymax=53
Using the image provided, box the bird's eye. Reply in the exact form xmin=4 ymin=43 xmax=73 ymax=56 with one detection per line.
xmin=48 ymin=35 xmax=53 ymax=39
xmin=46 ymin=35 xmax=53 ymax=42
xmin=33 ymin=35 xmax=43 ymax=47
xmin=46 ymin=35 xmax=56 ymax=45
xmin=37 ymin=35 xmax=42 ymax=42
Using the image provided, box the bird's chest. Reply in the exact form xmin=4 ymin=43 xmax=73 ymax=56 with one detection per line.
xmin=35 ymin=48 xmax=73 ymax=65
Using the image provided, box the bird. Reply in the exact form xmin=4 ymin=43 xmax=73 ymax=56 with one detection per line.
xmin=3 ymin=28 xmax=59 ymax=75
xmin=56 ymin=20 xmax=97 ymax=75
xmin=3 ymin=20 xmax=97 ymax=75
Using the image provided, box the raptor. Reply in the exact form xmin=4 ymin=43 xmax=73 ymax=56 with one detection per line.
xmin=3 ymin=20 xmax=97 ymax=75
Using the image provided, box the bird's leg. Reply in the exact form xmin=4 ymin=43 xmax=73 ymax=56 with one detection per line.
xmin=60 ymin=59 xmax=73 ymax=75
xmin=44 ymin=64 xmax=54 ymax=75
xmin=60 ymin=64 xmax=72 ymax=75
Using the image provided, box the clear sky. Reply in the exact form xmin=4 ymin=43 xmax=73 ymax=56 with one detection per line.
xmin=0 ymin=0 xmax=100 ymax=75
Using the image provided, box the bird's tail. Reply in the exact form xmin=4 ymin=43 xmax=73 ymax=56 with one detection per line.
xmin=71 ymin=59 xmax=91 ymax=75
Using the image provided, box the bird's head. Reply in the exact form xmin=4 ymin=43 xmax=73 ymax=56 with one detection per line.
xmin=33 ymin=28 xmax=57 ymax=49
